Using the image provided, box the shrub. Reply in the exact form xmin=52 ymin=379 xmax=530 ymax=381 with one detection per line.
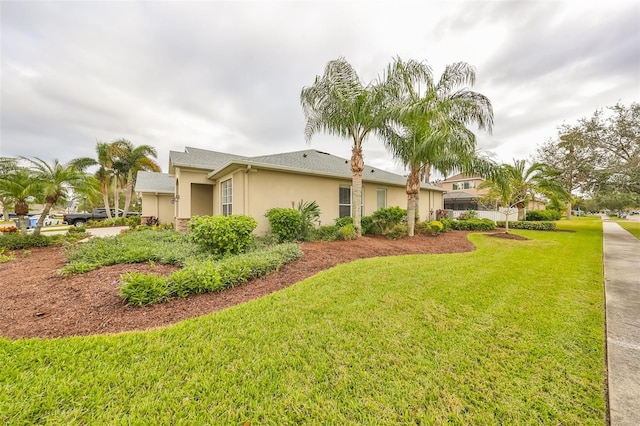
xmin=189 ymin=215 xmax=257 ymax=256
xmin=0 ymin=247 xmax=16 ymax=263
xmin=440 ymin=218 xmax=454 ymax=232
xmin=496 ymin=221 xmax=556 ymax=231
xmin=360 ymin=215 xmax=376 ymax=235
xmin=120 ymin=272 xmax=171 ymax=306
xmin=525 ymin=210 xmax=562 ymax=221
xmin=457 ymin=210 xmax=478 ymax=220
xmin=313 ymin=225 xmax=341 ymax=242
xmin=121 ymin=243 xmax=302 ymax=305
xmin=0 ymin=233 xmax=51 ymax=250
xmin=265 ymin=208 xmax=303 ymax=243
xmin=372 ymin=206 xmax=407 ymax=235
xmin=339 ymin=224 xmax=357 ymax=240
xmin=297 ymin=200 xmax=321 ymax=241
xmin=127 ymin=215 xmax=141 ymax=228
xmin=426 ymin=220 xmax=444 ymax=235
xmin=334 ymin=216 xmax=353 ymax=228
xmin=386 ymin=224 xmax=408 ymax=240
xmin=449 ymin=218 xmax=496 ymax=231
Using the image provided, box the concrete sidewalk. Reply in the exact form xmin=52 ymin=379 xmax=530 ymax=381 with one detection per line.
xmin=603 ymin=220 xmax=640 ymax=425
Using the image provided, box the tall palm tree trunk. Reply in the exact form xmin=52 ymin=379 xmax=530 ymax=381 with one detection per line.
xmin=406 ymin=167 xmax=421 ymax=237
xmin=351 ymin=145 xmax=365 ymax=237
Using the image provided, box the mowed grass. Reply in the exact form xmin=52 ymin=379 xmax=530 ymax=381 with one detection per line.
xmin=616 ymin=220 xmax=640 ymax=239
xmin=0 ymin=220 xmax=605 ymax=424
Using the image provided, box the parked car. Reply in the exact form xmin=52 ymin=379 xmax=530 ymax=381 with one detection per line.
xmin=63 ymin=208 xmax=140 ymax=227
xmin=29 ymin=214 xmax=67 ymax=227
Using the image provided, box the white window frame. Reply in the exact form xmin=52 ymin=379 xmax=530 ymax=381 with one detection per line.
xmin=376 ymin=188 xmax=387 ymax=210
xmin=221 ymin=179 xmax=232 ymax=216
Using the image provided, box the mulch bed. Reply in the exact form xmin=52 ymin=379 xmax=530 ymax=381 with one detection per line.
xmin=0 ymin=231 xmax=478 ymax=339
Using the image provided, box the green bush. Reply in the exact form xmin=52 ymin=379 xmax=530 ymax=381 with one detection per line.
xmin=457 ymin=210 xmax=478 ymax=220
xmin=0 ymin=233 xmax=52 ymax=249
xmin=120 ymin=243 xmax=302 ymax=305
xmin=189 ymin=215 xmax=257 ymax=256
xmin=297 ymin=200 xmax=321 ymax=241
xmin=360 ymin=215 xmax=377 ymax=235
xmin=386 ymin=224 xmax=408 ymax=240
xmin=265 ymin=208 xmax=303 ymax=243
xmin=372 ymin=207 xmax=407 ymax=235
xmin=119 ymin=272 xmax=171 ymax=306
xmin=127 ymin=215 xmax=142 ymax=228
xmin=168 ymin=261 xmax=223 ymax=297
xmin=440 ymin=218 xmax=454 ymax=232
xmin=449 ymin=218 xmax=496 ymax=231
xmin=313 ymin=225 xmax=341 ymax=241
xmin=334 ymin=216 xmax=353 ymax=228
xmin=427 ymin=220 xmax=444 ymax=235
xmin=339 ymin=224 xmax=357 ymax=240
xmin=525 ymin=210 xmax=562 ymax=221
xmin=496 ymin=221 xmax=557 ymax=231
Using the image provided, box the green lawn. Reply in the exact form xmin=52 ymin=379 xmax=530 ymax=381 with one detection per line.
xmin=0 ymin=220 xmax=606 ymax=424
xmin=616 ymin=220 xmax=640 ymax=239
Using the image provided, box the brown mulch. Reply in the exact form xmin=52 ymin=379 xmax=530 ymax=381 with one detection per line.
xmin=0 ymin=231 xmax=476 ymax=340
xmin=486 ymin=232 xmax=530 ymax=240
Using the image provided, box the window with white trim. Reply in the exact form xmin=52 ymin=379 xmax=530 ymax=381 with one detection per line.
xmin=221 ymin=179 xmax=232 ymax=216
xmin=376 ymin=188 xmax=386 ymax=210
xmin=339 ymin=186 xmax=351 ymax=218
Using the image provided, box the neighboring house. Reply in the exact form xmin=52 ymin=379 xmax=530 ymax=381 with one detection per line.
xmin=438 ymin=173 xmax=546 ymax=212
xmin=136 ymin=147 xmax=446 ymax=234
xmin=438 ymin=174 xmax=487 ymax=211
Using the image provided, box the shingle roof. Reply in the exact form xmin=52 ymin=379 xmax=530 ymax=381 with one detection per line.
xmin=168 ymin=147 xmax=444 ymax=191
xmin=169 ymin=147 xmax=249 ymax=170
xmin=135 ymin=171 xmax=174 ymax=193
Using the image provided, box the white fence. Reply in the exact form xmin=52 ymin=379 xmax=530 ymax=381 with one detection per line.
xmin=450 ymin=209 xmax=518 ymax=223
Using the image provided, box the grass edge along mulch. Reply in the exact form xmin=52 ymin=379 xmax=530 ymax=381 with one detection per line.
xmin=0 ymin=219 xmax=605 ymax=424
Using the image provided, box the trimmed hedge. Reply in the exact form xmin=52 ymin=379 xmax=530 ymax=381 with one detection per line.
xmin=525 ymin=210 xmax=562 ymax=221
xmin=438 ymin=218 xmax=496 ymax=231
xmin=496 ymin=221 xmax=557 ymax=231
xmin=120 ymin=243 xmax=302 ymax=306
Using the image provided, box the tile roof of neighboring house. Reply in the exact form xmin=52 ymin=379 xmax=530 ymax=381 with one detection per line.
xmin=135 ymin=171 xmax=174 ymax=193
xmin=168 ymin=147 xmax=444 ymax=191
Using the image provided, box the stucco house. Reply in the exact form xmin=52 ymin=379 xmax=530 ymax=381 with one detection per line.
xmin=136 ymin=147 xmax=446 ymax=234
xmin=438 ymin=173 xmax=546 ymax=212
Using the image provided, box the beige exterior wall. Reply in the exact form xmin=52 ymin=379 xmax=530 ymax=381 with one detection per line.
xmin=143 ymin=165 xmax=445 ymax=235
xmin=439 ymin=174 xmax=486 ymax=196
xmin=140 ymin=193 xmax=174 ymax=224
xmin=209 ymin=168 xmax=444 ymax=234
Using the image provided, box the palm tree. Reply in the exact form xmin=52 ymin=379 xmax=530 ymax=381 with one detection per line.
xmin=382 ymin=59 xmax=495 ymax=236
xmin=479 ymin=159 xmax=568 ymax=232
xmin=0 ymin=167 xmax=39 ymax=232
xmin=71 ymin=141 xmax=125 ymax=219
xmin=0 ymin=157 xmax=18 ymax=221
xmin=23 ymin=157 xmax=99 ymax=236
xmin=300 ymin=58 xmax=389 ymax=236
xmin=112 ymin=140 xmax=161 ymax=215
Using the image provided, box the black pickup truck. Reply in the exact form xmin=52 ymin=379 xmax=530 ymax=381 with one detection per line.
xmin=63 ymin=208 xmax=140 ymax=227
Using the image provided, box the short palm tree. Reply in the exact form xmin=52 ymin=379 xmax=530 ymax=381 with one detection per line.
xmin=382 ymin=59 xmax=495 ymax=236
xmin=479 ymin=159 xmax=568 ymax=232
xmin=300 ymin=58 xmax=389 ymax=236
xmin=23 ymin=157 xmax=99 ymax=236
xmin=0 ymin=167 xmax=39 ymax=231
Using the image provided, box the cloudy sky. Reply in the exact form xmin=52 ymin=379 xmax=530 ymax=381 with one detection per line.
xmin=2 ymin=0 xmax=639 ymax=176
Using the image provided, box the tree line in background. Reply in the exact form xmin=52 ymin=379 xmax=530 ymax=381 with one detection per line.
xmin=535 ymin=102 xmax=640 ymax=215
xmin=0 ymin=139 xmax=160 ymax=236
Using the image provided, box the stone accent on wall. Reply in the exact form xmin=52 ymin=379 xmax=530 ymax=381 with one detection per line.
xmin=176 ymin=217 xmax=190 ymax=233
